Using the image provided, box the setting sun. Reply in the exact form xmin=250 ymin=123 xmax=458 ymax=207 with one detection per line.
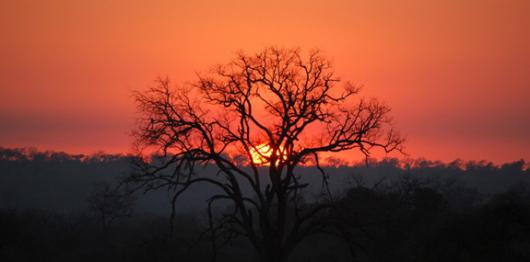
xmin=249 ymin=144 xmax=273 ymax=165
xmin=249 ymin=143 xmax=287 ymax=166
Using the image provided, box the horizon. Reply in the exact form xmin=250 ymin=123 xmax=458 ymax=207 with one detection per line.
xmin=1 ymin=146 xmax=527 ymax=168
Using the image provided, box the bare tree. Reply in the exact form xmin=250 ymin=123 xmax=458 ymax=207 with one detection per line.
xmin=87 ymin=182 xmax=135 ymax=244
xmin=127 ymin=47 xmax=403 ymax=262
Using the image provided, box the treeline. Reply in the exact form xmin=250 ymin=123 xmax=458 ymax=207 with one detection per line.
xmin=0 ymin=147 xmax=529 ymax=261
xmin=1 ymin=147 xmax=529 ymax=212
xmin=1 ymin=147 xmax=528 ymax=212
xmin=0 ymin=147 xmax=128 ymax=163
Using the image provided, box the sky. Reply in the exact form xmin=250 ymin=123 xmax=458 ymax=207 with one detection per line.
xmin=0 ymin=0 xmax=529 ymax=163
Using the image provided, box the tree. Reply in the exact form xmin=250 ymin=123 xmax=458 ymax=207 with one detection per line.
xmin=127 ymin=47 xmax=403 ymax=262
xmin=87 ymin=182 xmax=135 ymax=244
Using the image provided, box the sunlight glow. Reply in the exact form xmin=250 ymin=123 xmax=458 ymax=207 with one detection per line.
xmin=249 ymin=143 xmax=285 ymax=166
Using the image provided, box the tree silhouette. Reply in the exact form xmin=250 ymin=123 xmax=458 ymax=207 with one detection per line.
xmin=127 ymin=47 xmax=403 ymax=261
xmin=87 ymin=182 xmax=135 ymax=245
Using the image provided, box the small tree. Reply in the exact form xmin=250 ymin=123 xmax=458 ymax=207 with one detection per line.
xmin=128 ymin=47 xmax=403 ymax=261
xmin=87 ymin=182 xmax=135 ymax=243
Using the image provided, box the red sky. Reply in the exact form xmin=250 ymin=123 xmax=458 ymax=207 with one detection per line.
xmin=1 ymin=0 xmax=529 ymax=163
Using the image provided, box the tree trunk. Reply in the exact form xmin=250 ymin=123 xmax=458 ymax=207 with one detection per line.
xmin=259 ymin=238 xmax=288 ymax=262
xmin=260 ymin=251 xmax=287 ymax=262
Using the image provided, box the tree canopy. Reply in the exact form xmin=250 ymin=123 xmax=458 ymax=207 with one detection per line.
xmin=128 ymin=47 xmax=403 ymax=262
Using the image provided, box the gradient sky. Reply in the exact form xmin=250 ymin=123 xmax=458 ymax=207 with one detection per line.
xmin=1 ymin=0 xmax=529 ymax=163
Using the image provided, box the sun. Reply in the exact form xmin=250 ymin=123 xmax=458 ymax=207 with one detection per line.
xmin=249 ymin=143 xmax=285 ymax=166
xmin=250 ymin=144 xmax=273 ymax=165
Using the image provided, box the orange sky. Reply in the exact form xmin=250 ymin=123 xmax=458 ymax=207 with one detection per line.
xmin=1 ymin=0 xmax=529 ymax=163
